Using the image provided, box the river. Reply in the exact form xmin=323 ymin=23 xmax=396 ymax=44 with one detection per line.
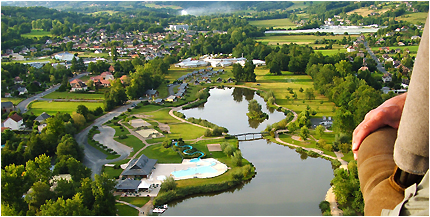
xmin=163 ymin=87 xmax=334 ymax=216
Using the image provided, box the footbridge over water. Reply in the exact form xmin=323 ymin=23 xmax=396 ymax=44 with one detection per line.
xmin=231 ymin=132 xmax=269 ymax=141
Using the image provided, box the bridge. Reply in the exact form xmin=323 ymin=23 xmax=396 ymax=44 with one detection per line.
xmin=230 ymin=132 xmax=269 ymax=141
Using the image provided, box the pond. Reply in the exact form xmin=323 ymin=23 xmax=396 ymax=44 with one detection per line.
xmin=163 ymin=87 xmax=334 ymax=216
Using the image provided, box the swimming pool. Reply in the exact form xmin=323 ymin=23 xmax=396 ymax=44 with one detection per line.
xmin=171 ymin=161 xmax=217 ymax=178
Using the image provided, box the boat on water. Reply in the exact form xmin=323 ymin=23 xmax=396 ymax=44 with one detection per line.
xmin=153 ymin=204 xmax=168 ymax=214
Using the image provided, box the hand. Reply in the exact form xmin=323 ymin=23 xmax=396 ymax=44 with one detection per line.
xmin=352 ymin=93 xmax=407 ymax=160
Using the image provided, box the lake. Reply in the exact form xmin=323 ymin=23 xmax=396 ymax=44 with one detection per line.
xmin=163 ymin=87 xmax=334 ymax=216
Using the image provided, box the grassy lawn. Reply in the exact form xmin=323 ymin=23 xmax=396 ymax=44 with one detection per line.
xmin=256 ymin=34 xmax=346 ymax=46
xmin=21 ymin=29 xmax=52 ymax=38
xmin=103 ymin=166 xmax=123 ymax=179
xmin=243 ymin=69 xmax=336 ymax=118
xmin=118 ymin=197 xmax=151 ymax=207
xmin=278 ymin=132 xmax=336 ymax=158
xmin=114 ymin=135 xmax=146 ymax=156
xmin=43 ymin=92 xmax=105 ymax=100
xmin=115 ymin=203 xmax=139 ymax=216
xmin=129 ymin=104 xmax=164 ymax=115
xmin=27 ymin=101 xmax=103 ymax=116
xmin=168 ymin=122 xmax=207 ymax=140
xmin=1 ymin=97 xmax=24 ymax=105
xmin=106 ymin=123 xmax=130 ymax=137
xmin=140 ymin=143 xmax=183 ymax=163
xmin=249 ymin=18 xmax=296 ymax=29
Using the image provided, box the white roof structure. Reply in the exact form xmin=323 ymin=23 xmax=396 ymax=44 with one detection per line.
xmin=138 ymin=180 xmax=151 ymax=189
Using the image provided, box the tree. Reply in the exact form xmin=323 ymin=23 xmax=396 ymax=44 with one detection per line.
xmin=25 ymin=154 xmax=52 ymax=183
xmin=70 ymin=56 xmax=78 ymax=72
xmin=25 ymin=181 xmax=55 ymax=214
xmin=71 ymin=112 xmax=86 ymax=129
xmin=161 ymin=176 xmax=177 ymax=191
xmin=315 ymin=125 xmax=325 ymax=138
xmin=335 ymin=60 xmax=352 ymax=77
xmin=91 ymin=173 xmax=116 ymax=216
xmin=246 ymin=99 xmax=268 ymax=120
xmin=305 ymin=88 xmax=315 ymax=100
xmin=243 ymin=60 xmax=256 ymax=82
xmin=1 ymin=164 xmax=31 ymax=214
xmin=76 ymin=105 xmax=89 ymax=120
xmin=56 ymin=134 xmax=84 ymax=161
xmin=40 ymin=193 xmax=94 ymax=216
xmin=111 ymin=46 xmax=118 ymax=61
xmin=232 ymin=63 xmax=245 ymax=81
xmin=299 ymin=126 xmax=309 ymax=140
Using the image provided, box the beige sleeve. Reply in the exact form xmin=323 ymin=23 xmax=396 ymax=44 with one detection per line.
xmin=393 ymin=15 xmax=429 ymax=175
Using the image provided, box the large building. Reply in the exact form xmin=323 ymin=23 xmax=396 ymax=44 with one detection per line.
xmin=169 ymin=24 xmax=189 ymax=31
xmin=120 ymin=154 xmax=157 ymax=179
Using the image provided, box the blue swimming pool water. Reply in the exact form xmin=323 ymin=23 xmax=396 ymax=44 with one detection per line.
xmin=171 ymin=164 xmax=217 ymax=178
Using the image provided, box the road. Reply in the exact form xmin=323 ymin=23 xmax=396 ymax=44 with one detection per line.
xmin=363 ymin=41 xmax=387 ymax=74
xmin=74 ymin=101 xmax=139 ymax=178
xmin=17 ymin=72 xmax=89 ymax=113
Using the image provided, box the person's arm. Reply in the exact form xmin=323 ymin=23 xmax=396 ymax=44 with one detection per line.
xmin=352 ymin=93 xmax=407 ymax=160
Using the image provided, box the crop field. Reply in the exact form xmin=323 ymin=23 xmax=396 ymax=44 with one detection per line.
xmin=249 ymin=18 xmax=296 ymax=29
xmin=43 ymin=92 xmax=105 ymax=100
xmin=396 ymin=12 xmax=428 ymax=24
xmin=21 ymin=29 xmax=52 ymax=38
xmin=346 ymin=7 xmax=390 ymax=17
xmin=243 ymin=69 xmax=336 ymax=118
xmin=256 ymin=34 xmax=347 ymax=46
xmin=27 ymin=101 xmax=103 ymax=116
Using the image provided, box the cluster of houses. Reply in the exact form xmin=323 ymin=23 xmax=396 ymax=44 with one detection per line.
xmin=69 ymin=68 xmax=129 ymax=92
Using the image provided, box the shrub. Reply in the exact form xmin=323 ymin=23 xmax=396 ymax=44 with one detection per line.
xmin=118 ymin=135 xmax=128 ymax=139
xmin=319 ymin=201 xmax=331 ymax=213
xmin=204 ymin=129 xmax=212 ymax=137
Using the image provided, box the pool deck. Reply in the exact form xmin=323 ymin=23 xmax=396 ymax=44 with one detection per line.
xmin=133 ymin=158 xmax=228 ymax=192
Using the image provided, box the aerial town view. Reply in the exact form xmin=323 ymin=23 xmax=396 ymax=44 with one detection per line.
xmin=1 ymin=1 xmax=428 ymax=216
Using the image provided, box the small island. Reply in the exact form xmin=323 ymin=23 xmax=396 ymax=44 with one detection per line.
xmin=246 ymin=99 xmax=269 ymax=121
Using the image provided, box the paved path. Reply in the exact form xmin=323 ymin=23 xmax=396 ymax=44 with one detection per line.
xmin=18 ymin=72 xmax=89 ymax=113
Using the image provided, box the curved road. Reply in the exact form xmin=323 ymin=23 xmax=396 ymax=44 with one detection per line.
xmin=17 ymin=72 xmax=89 ymax=113
xmin=75 ymin=101 xmax=138 ymax=178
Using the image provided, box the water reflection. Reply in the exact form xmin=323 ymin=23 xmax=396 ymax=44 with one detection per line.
xmin=231 ymin=87 xmax=255 ymax=103
xmin=180 ymin=87 xmax=286 ymax=134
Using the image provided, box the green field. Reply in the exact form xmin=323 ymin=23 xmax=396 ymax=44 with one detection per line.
xmin=1 ymin=97 xmax=23 ymax=105
xmin=27 ymin=101 xmax=103 ymax=116
xmin=243 ymin=69 xmax=336 ymax=118
xmin=21 ymin=29 xmax=52 ymax=38
xmin=114 ymin=135 xmax=146 ymax=157
xmin=249 ymin=18 xmax=296 ymax=29
xmin=115 ymin=203 xmax=139 ymax=216
xmin=396 ymin=12 xmax=429 ymax=24
xmin=371 ymin=45 xmax=419 ymax=53
xmin=43 ymin=92 xmax=105 ymax=100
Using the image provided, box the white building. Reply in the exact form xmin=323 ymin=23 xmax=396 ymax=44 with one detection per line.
xmin=169 ymin=24 xmax=189 ymax=31
xmin=3 ymin=113 xmax=24 ymax=130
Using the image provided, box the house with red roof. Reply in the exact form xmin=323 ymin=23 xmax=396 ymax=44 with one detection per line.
xmin=3 ymin=113 xmax=24 ymax=130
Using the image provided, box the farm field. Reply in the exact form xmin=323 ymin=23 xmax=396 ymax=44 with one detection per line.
xmin=27 ymin=101 xmax=103 ymax=116
xmin=21 ymin=29 xmax=52 ymax=38
xmin=249 ymin=18 xmax=296 ymax=29
xmin=346 ymin=7 xmax=390 ymax=17
xmin=43 ymin=92 xmax=105 ymax=100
